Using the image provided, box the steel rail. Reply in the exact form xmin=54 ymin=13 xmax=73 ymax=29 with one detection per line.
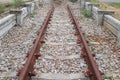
xmin=67 ymin=5 xmax=103 ymax=80
xmin=18 ymin=6 xmax=54 ymax=80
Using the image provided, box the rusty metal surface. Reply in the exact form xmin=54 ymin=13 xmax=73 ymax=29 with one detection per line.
xmin=17 ymin=4 xmax=103 ymax=80
xmin=67 ymin=5 xmax=103 ymax=80
xmin=18 ymin=7 xmax=54 ymax=80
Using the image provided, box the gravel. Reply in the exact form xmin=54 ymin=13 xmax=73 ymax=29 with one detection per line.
xmin=70 ymin=2 xmax=120 ymax=80
xmin=35 ymin=5 xmax=87 ymax=80
xmin=0 ymin=4 xmax=51 ymax=80
xmin=0 ymin=1 xmax=119 ymax=80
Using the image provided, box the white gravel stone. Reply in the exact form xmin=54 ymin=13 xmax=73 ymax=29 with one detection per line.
xmin=0 ymin=4 xmax=51 ymax=79
xmin=70 ymin=2 xmax=120 ymax=79
xmin=35 ymin=4 xmax=87 ymax=80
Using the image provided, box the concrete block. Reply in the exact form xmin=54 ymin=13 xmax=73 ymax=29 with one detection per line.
xmin=104 ymin=15 xmax=120 ymax=44
xmin=24 ymin=2 xmax=35 ymax=14
xmin=85 ymin=2 xmax=99 ymax=16
xmin=104 ymin=15 xmax=120 ymax=31
xmin=10 ymin=7 xmax=28 ymax=26
xmin=34 ymin=0 xmax=39 ymax=8
xmin=22 ymin=3 xmax=32 ymax=15
xmin=0 ymin=14 xmax=16 ymax=38
xmin=104 ymin=20 xmax=118 ymax=36
xmin=31 ymin=3 xmax=35 ymax=13
xmin=10 ymin=9 xmax=24 ymax=26
xmin=44 ymin=0 xmax=52 ymax=4
xmin=80 ymin=0 xmax=85 ymax=9
xmin=97 ymin=10 xmax=114 ymax=25
xmin=92 ymin=6 xmax=99 ymax=19
xmin=21 ymin=7 xmax=28 ymax=24
xmin=86 ymin=2 xmax=99 ymax=11
xmin=32 ymin=73 xmax=85 ymax=80
xmin=83 ymin=0 xmax=90 ymax=8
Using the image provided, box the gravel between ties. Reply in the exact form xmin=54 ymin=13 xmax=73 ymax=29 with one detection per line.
xmin=70 ymin=2 xmax=120 ymax=79
xmin=0 ymin=4 xmax=51 ymax=79
xmin=35 ymin=5 xmax=88 ymax=80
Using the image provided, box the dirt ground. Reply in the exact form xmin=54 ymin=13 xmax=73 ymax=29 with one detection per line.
xmin=99 ymin=0 xmax=120 ymax=2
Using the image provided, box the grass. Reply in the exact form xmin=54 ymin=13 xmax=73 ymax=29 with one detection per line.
xmin=12 ymin=0 xmax=25 ymax=7
xmin=70 ymin=0 xmax=78 ymax=3
xmin=108 ymin=3 xmax=120 ymax=8
xmin=0 ymin=0 xmax=26 ymax=14
xmin=90 ymin=0 xmax=120 ymax=20
xmin=82 ymin=9 xmax=91 ymax=18
xmin=0 ymin=4 xmax=5 ymax=13
xmin=0 ymin=3 xmax=14 ymax=14
xmin=104 ymin=76 xmax=114 ymax=80
xmin=30 ymin=12 xmax=35 ymax=18
xmin=91 ymin=0 xmax=99 ymax=3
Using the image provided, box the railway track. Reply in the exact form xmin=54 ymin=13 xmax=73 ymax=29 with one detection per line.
xmin=18 ymin=5 xmax=103 ymax=80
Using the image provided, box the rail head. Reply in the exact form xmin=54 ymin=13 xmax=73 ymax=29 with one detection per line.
xmin=67 ymin=5 xmax=103 ymax=80
xmin=18 ymin=6 xmax=54 ymax=80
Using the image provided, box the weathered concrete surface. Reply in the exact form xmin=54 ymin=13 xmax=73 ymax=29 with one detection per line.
xmin=32 ymin=73 xmax=85 ymax=80
xmin=104 ymin=15 xmax=120 ymax=43
xmin=0 ymin=14 xmax=16 ymax=38
xmin=99 ymin=0 xmax=120 ymax=2
xmin=0 ymin=0 xmax=29 ymax=3
xmin=0 ymin=0 xmax=12 ymax=3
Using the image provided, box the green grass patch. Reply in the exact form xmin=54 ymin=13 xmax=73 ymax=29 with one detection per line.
xmin=91 ymin=0 xmax=99 ymax=3
xmin=82 ymin=9 xmax=91 ymax=18
xmin=108 ymin=3 xmax=120 ymax=8
xmin=12 ymin=0 xmax=25 ymax=7
xmin=0 ymin=4 xmax=5 ymax=13
xmin=0 ymin=3 xmax=16 ymax=13
xmin=4 ymin=3 xmax=13 ymax=8
xmin=30 ymin=12 xmax=35 ymax=18
xmin=104 ymin=76 xmax=114 ymax=80
xmin=0 ymin=0 xmax=26 ymax=14
xmin=70 ymin=0 xmax=78 ymax=3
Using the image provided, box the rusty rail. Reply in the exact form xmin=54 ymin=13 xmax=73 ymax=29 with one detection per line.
xmin=67 ymin=5 xmax=103 ymax=80
xmin=17 ymin=7 xmax=54 ymax=80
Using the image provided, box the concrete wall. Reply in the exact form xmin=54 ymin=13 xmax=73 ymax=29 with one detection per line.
xmin=0 ymin=0 xmax=12 ymax=3
xmin=39 ymin=0 xmax=52 ymax=4
xmin=0 ymin=0 xmax=29 ymax=3
xmin=0 ymin=0 xmax=53 ymax=39
xmin=0 ymin=14 xmax=16 ymax=38
xmin=0 ymin=0 xmax=37 ymax=38
xmin=99 ymin=0 xmax=120 ymax=2
xmin=80 ymin=0 xmax=120 ymax=42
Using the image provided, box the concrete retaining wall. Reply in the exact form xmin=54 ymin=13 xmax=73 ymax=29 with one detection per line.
xmin=80 ymin=0 xmax=120 ymax=41
xmin=0 ymin=14 xmax=16 ymax=38
xmin=39 ymin=0 xmax=52 ymax=4
xmin=0 ymin=0 xmax=38 ymax=38
xmin=92 ymin=6 xmax=99 ymax=19
xmin=16 ymin=7 xmax=29 ymax=25
xmin=104 ymin=15 xmax=120 ymax=39
xmin=0 ymin=0 xmax=29 ymax=3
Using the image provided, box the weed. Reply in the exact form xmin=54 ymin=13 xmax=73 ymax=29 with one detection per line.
xmin=82 ymin=9 xmax=91 ymax=18
xmin=4 ymin=3 xmax=13 ymax=8
xmin=0 ymin=0 xmax=26 ymax=14
xmin=12 ymin=0 xmax=25 ymax=7
xmin=104 ymin=76 xmax=114 ymax=80
xmin=0 ymin=4 xmax=5 ymax=13
xmin=43 ymin=44 xmax=48 ymax=49
xmin=108 ymin=3 xmax=120 ymax=8
xmin=70 ymin=0 xmax=78 ymax=3
xmin=30 ymin=12 xmax=35 ymax=18
xmin=91 ymin=0 xmax=99 ymax=3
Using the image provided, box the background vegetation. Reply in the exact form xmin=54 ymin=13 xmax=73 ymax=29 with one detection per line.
xmin=83 ymin=9 xmax=91 ymax=18
xmin=91 ymin=0 xmax=120 ymax=20
xmin=0 ymin=4 xmax=5 ymax=13
xmin=70 ymin=0 xmax=78 ymax=3
xmin=0 ymin=0 xmax=25 ymax=14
